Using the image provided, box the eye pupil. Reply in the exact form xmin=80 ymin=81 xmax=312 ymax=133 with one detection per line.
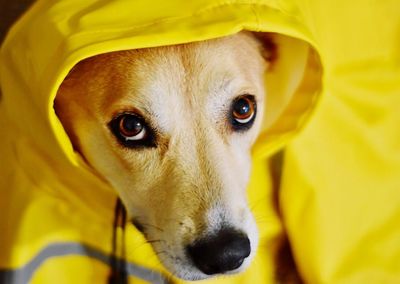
xmin=230 ymin=95 xmax=256 ymax=131
xmin=232 ymin=95 xmax=255 ymax=123
xmin=119 ymin=115 xmax=143 ymax=137
xmin=109 ymin=112 xmax=155 ymax=148
xmin=233 ymin=98 xmax=251 ymax=118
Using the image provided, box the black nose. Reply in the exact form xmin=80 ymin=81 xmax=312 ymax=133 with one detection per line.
xmin=186 ymin=228 xmax=251 ymax=275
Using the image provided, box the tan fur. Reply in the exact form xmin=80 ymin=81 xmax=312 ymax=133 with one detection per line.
xmin=55 ymin=31 xmax=269 ymax=280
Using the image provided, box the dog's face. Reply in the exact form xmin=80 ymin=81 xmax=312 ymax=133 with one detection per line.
xmin=55 ymin=32 xmax=269 ymax=280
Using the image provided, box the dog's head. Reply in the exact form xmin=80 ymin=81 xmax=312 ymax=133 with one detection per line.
xmin=55 ymin=31 xmax=272 ymax=280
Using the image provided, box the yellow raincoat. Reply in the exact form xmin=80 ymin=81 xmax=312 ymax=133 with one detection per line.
xmin=1 ymin=0 xmax=399 ymax=283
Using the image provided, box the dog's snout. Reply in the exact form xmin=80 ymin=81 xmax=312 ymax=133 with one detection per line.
xmin=186 ymin=228 xmax=251 ymax=275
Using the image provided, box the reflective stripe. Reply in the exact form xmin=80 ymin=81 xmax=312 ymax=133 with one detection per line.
xmin=0 ymin=242 xmax=169 ymax=284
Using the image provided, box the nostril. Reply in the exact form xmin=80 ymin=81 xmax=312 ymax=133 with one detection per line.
xmin=186 ymin=228 xmax=251 ymax=275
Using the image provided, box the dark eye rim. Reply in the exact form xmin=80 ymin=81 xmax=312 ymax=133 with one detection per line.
xmin=230 ymin=94 xmax=257 ymax=132
xmin=108 ymin=112 xmax=157 ymax=149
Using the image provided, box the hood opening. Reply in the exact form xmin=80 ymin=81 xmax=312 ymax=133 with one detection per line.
xmin=48 ymin=31 xmax=323 ymax=170
xmin=51 ymin=31 xmax=323 ymax=165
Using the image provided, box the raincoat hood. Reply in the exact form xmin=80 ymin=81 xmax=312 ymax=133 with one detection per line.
xmin=1 ymin=0 xmax=399 ymax=283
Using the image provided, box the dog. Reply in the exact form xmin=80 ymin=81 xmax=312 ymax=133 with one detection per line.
xmin=54 ymin=31 xmax=273 ymax=281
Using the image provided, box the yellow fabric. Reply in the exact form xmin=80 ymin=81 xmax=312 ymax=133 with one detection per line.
xmin=279 ymin=2 xmax=400 ymax=282
xmin=0 ymin=0 xmax=399 ymax=283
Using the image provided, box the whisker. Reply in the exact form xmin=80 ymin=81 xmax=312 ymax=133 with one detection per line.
xmin=142 ymin=223 xmax=164 ymax=232
xmin=249 ymin=196 xmax=270 ymax=210
xmin=146 ymin=239 xmax=165 ymax=244
xmin=131 ymin=216 xmax=165 ymax=232
xmin=154 ymin=250 xmax=167 ymax=256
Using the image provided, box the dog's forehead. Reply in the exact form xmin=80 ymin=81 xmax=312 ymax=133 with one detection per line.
xmin=59 ymin=32 xmax=266 ymax=137
xmin=121 ymin=37 xmax=263 ymax=133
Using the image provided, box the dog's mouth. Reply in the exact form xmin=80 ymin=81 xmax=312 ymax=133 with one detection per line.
xmin=131 ymin=217 xmax=257 ymax=281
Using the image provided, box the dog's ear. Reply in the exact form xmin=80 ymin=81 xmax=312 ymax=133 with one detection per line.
xmin=252 ymin=32 xmax=278 ymax=65
xmin=256 ymin=32 xmax=313 ymax=131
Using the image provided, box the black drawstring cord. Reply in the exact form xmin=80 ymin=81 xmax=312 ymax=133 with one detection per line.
xmin=108 ymin=198 xmax=128 ymax=284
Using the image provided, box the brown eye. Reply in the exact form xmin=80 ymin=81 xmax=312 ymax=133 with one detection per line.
xmin=109 ymin=113 xmax=156 ymax=148
xmin=119 ymin=114 xmax=146 ymax=140
xmin=231 ymin=95 xmax=257 ymax=130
